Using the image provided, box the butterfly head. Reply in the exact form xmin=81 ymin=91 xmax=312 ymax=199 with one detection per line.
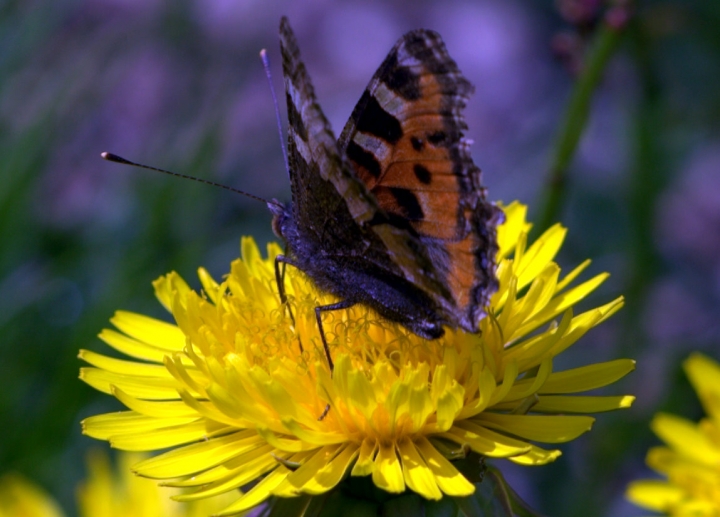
xmin=268 ymin=200 xmax=294 ymax=243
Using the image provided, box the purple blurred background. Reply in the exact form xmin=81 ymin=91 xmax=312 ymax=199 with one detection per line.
xmin=1 ymin=0 xmax=718 ymax=515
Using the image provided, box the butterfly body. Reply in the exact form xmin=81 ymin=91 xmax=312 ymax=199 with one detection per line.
xmin=270 ymin=200 xmax=448 ymax=339
xmin=271 ymin=17 xmax=502 ymax=341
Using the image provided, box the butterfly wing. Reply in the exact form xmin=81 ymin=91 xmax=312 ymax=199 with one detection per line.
xmin=279 ymin=17 xmax=373 ymax=241
xmin=279 ymin=17 xmax=453 ymax=301
xmin=337 ymin=29 xmax=502 ymax=332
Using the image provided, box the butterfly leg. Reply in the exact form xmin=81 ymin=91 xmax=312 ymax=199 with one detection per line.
xmin=315 ymin=300 xmax=355 ymax=422
xmin=274 ymin=254 xmax=303 ymax=354
xmin=314 ymin=300 xmax=356 ymax=371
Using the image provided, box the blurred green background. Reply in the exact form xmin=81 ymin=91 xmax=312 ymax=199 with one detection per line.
xmin=1 ymin=0 xmax=719 ymax=515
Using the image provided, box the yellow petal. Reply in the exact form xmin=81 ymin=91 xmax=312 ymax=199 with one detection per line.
xmin=131 ymin=431 xmax=263 ymax=478
xmin=434 ymin=381 xmax=465 ymax=432
xmin=515 ymin=224 xmax=566 ymax=289
xmin=297 ymin=444 xmax=359 ymax=495
xmin=496 ymin=201 xmax=530 ymax=257
xmin=111 ymin=386 xmax=198 ymax=418
xmin=275 ymin=445 xmax=343 ymax=495
xmin=213 ymin=467 xmax=289 ymax=516
xmin=82 ymin=412 xmax=198 ymax=441
xmin=351 ymin=439 xmax=378 ymax=477
xmin=79 ymin=367 xmax=183 ymax=399
xmin=172 ymin=445 xmax=279 ymax=501
xmin=685 ymin=353 xmax=720 ymax=424
xmin=80 ymin=350 xmax=175 ymax=378
xmin=97 ymin=328 xmax=191 ymax=365
xmin=416 ymin=437 xmax=474 ymax=496
xmin=507 ymin=445 xmax=562 ymax=465
xmin=166 ymin=444 xmax=285 ymax=488
xmin=514 ymin=273 xmax=609 ymax=339
xmin=444 ymin=421 xmax=531 ymax=458
xmin=645 ymin=446 xmax=718 ymax=483
xmin=493 ymin=395 xmax=635 ymax=413
xmin=255 ymin=428 xmax=317 ymax=453
xmin=372 ymin=442 xmax=404 ymax=493
xmin=397 ymin=439 xmax=442 ymax=500
xmin=474 ymin=413 xmax=594 ymax=443
xmin=281 ymin=419 xmax=349 ymax=446
xmin=539 ymin=359 xmax=635 ymax=394
xmin=651 ymin=413 xmax=720 ymax=466
xmin=626 ymin=479 xmax=684 ymax=511
xmin=198 ymin=267 xmax=222 ymax=304
xmin=684 ymin=353 xmax=720 ymax=395
xmin=110 ymin=419 xmax=222 ymax=451
xmin=110 ymin=311 xmax=186 ymax=351
xmin=555 ymin=259 xmax=591 ymax=292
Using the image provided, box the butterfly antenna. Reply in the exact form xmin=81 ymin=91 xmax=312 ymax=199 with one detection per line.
xmin=259 ymin=49 xmax=290 ymax=179
xmin=101 ymin=152 xmax=281 ymax=207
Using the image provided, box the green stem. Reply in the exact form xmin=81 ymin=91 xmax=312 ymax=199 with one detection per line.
xmin=535 ymin=23 xmax=624 ymax=234
xmin=623 ymin=19 xmax=663 ymax=354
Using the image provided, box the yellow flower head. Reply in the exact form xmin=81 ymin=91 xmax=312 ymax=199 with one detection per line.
xmin=0 ymin=474 xmax=63 ymax=517
xmin=0 ymin=451 xmax=235 ymax=517
xmin=627 ymin=353 xmax=720 ymax=516
xmin=80 ymin=201 xmax=634 ymax=515
xmin=78 ymin=450 xmax=238 ymax=517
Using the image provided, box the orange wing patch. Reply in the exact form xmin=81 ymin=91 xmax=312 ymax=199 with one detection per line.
xmin=338 ymin=32 xmax=482 ymax=242
xmin=336 ymin=28 xmax=501 ymax=332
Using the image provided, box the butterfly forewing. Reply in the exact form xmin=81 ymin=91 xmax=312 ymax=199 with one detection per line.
xmin=337 ymin=28 xmax=502 ymax=332
xmin=280 ymin=17 xmax=377 ymax=236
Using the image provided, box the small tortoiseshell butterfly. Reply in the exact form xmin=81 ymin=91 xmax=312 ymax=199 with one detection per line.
xmin=269 ymin=17 xmax=502 ymax=344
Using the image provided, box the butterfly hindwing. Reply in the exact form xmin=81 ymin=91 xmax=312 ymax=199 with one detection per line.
xmin=337 ymin=28 xmax=502 ymax=331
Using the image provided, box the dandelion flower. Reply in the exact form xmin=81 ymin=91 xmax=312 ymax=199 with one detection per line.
xmin=77 ymin=450 xmax=238 ymax=517
xmin=626 ymin=353 xmax=720 ymax=516
xmin=0 ymin=473 xmax=64 ymax=517
xmin=80 ymin=201 xmax=634 ymax=515
xmin=0 ymin=451 xmax=235 ymax=517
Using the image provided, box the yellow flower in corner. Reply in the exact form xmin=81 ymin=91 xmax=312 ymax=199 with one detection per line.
xmin=80 ymin=201 xmax=634 ymax=515
xmin=627 ymin=353 xmax=720 ymax=516
xmin=78 ymin=450 xmax=238 ymax=517
xmin=0 ymin=451 xmax=236 ymax=517
xmin=0 ymin=473 xmax=63 ymax=517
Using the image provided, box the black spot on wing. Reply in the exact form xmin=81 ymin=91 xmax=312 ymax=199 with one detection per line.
xmin=346 ymin=140 xmax=381 ymax=178
xmin=383 ymin=53 xmax=421 ymax=101
xmin=390 ymin=187 xmax=424 ymax=220
xmin=427 ymin=131 xmax=447 ymax=146
xmin=286 ymin=92 xmax=308 ymax=142
xmin=413 ymin=164 xmax=432 ymax=184
xmin=410 ymin=136 xmax=424 ymax=151
xmin=355 ymin=92 xmax=403 ymax=144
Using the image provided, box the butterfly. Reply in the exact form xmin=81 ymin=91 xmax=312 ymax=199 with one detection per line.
xmin=269 ymin=17 xmax=502 ymax=353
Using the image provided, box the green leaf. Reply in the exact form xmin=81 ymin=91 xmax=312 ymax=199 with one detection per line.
xmin=489 ymin=466 xmax=547 ymax=517
xmin=455 ymin=470 xmax=513 ymax=517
